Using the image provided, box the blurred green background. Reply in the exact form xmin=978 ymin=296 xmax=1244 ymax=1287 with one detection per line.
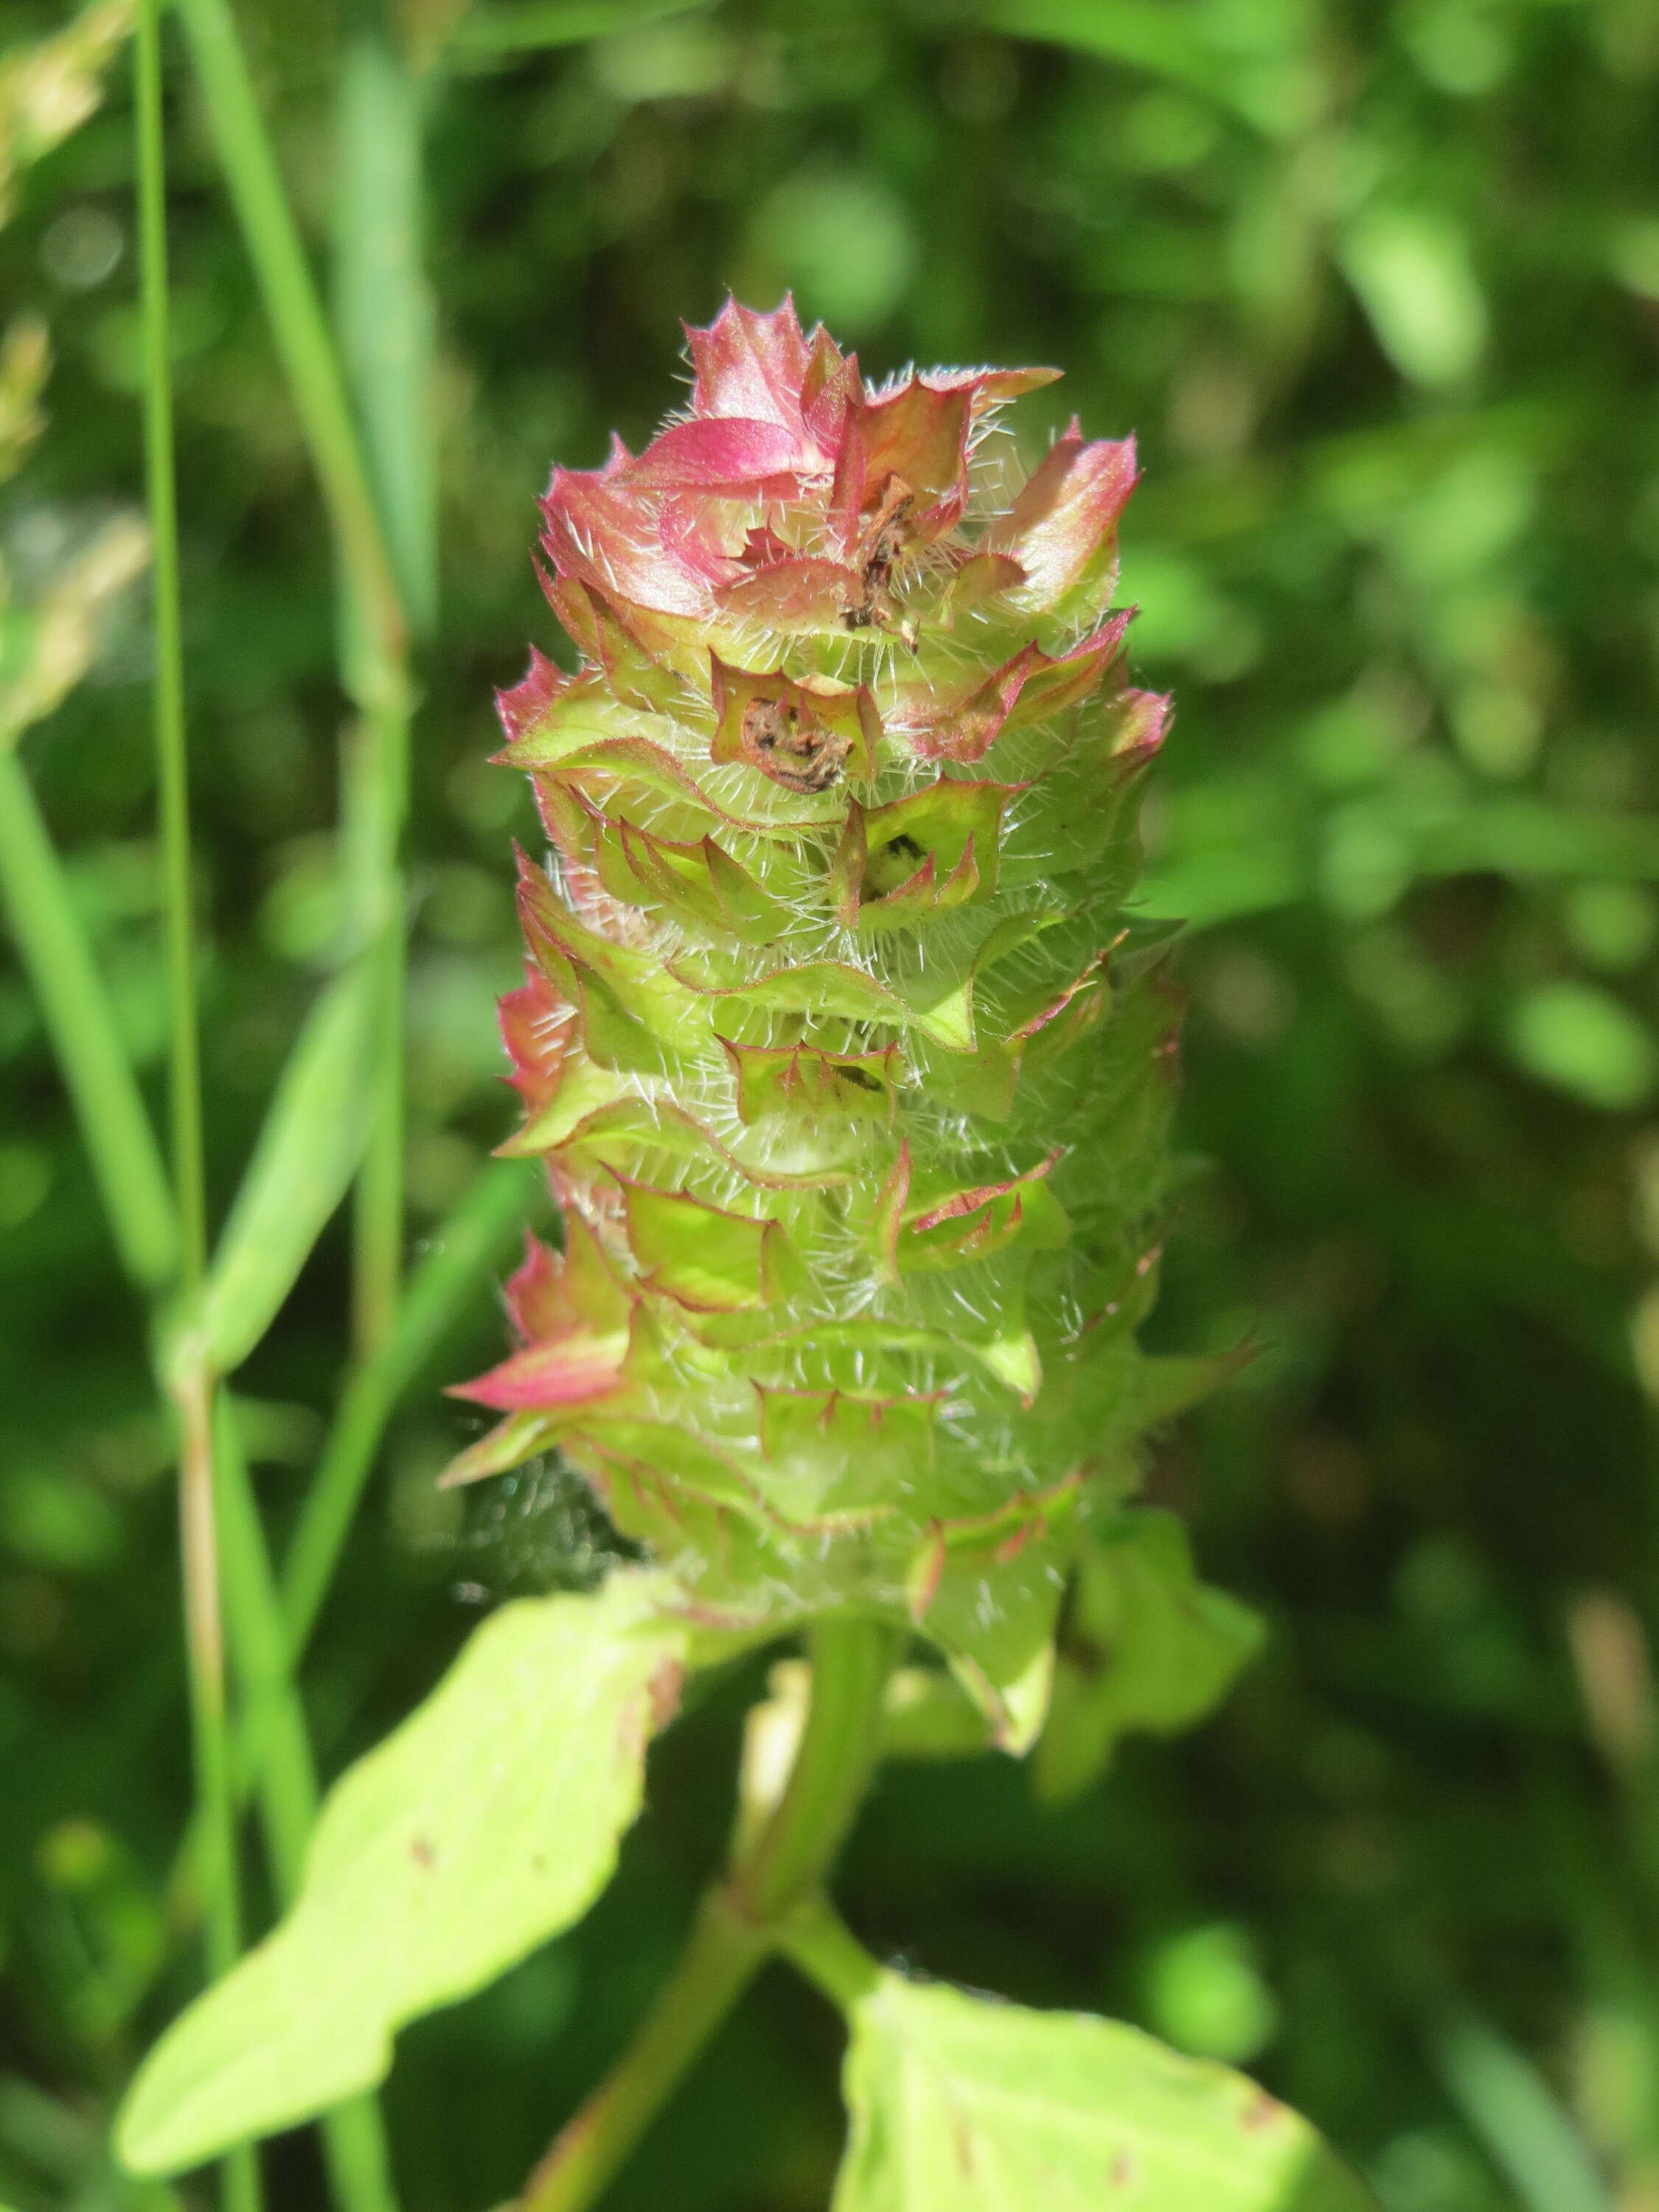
xmin=5 ymin=0 xmax=1659 ymax=2206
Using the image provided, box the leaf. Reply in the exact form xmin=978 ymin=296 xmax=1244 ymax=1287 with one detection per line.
xmin=0 ymin=0 xmax=136 ymax=227
xmin=877 ymin=1667 xmax=991 ymax=1760
xmin=448 ymin=0 xmax=705 ymax=55
xmin=0 ymin=313 xmax=47 ymax=482
xmin=835 ymin=1974 xmax=1375 ymax=2211
xmin=116 ymin=1571 xmax=685 ymax=2175
xmin=175 ymin=963 xmax=376 ymax=1379
xmin=1034 ymin=1512 xmax=1265 ymax=1804
xmin=1505 ymin=980 xmax=1658 ymax=1112
xmin=1339 ymin=208 xmax=1486 ymax=390
xmin=0 ymin=512 xmax=150 ymax=751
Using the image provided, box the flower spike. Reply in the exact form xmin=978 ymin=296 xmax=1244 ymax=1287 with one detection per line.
xmin=453 ymin=299 xmax=1189 ymax=1748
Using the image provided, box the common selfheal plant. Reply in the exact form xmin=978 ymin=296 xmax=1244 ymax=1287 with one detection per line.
xmin=451 ymin=296 xmax=1202 ymax=1742
xmin=118 ymin=303 xmax=1373 ymax=2212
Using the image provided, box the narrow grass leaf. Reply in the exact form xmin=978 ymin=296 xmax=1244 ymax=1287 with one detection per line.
xmin=116 ymin=1570 xmax=686 ymax=2174
xmin=1425 ymin=2003 xmax=1613 ymax=2212
xmin=191 ymin=964 xmax=375 ymax=1376
xmin=0 ymin=748 xmax=178 ymax=1292
xmin=275 ymin=1157 xmax=532 ymax=1663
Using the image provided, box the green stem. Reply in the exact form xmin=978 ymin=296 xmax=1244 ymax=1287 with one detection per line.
xmin=341 ymin=702 xmax=408 ymax=1361
xmin=774 ymin=1896 xmax=883 ymax=2011
xmin=517 ymin=1617 xmax=899 ymax=2212
xmin=334 ymin=4 xmax=431 ymax=1357
xmin=215 ymin=1401 xmax=399 ymax=2212
xmin=172 ymin=0 xmax=417 ymax=1364
xmin=333 ymin=12 xmax=436 ymax=633
xmin=0 ymin=749 xmax=178 ymax=1293
xmin=516 ymin=1892 xmax=768 ymax=2212
xmin=137 ymin=16 xmax=256 ymax=2209
xmin=136 ymin=0 xmax=204 ymax=1285
xmin=172 ymin=1363 xmax=260 ymax=2212
xmin=734 ymin=1618 xmax=900 ymax=1922
xmin=170 ymin=0 xmax=407 ymax=707
xmin=167 ymin=1165 xmax=524 ymax=1854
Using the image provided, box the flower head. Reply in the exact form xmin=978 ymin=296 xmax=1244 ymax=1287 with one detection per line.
xmin=456 ymin=298 xmax=1180 ymax=1749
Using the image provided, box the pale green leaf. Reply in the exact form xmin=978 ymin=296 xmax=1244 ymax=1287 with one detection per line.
xmin=835 ymin=1975 xmax=1375 ymax=2211
xmin=0 ymin=512 xmax=150 ymax=752
xmin=449 ymin=0 xmax=709 ymax=60
xmin=1339 ymin=209 xmax=1486 ymax=389
xmin=181 ymin=963 xmax=376 ymax=1377
xmin=1506 ymin=980 xmax=1657 ymax=1113
xmin=1035 ymin=1512 xmax=1265 ymax=1802
xmin=0 ymin=0 xmax=135 ymax=227
xmin=116 ymin=1571 xmax=685 ymax=2176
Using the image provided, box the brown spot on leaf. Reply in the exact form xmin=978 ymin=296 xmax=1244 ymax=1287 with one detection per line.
xmin=410 ymin=1835 xmax=437 ymax=1869
xmin=1109 ymin=2149 xmax=1138 ymax=2188
xmin=953 ymin=2115 xmax=978 ymax=2177
xmin=1242 ymin=2090 xmax=1286 ymax=2133
xmin=647 ymin=1658 xmax=686 ymax=1735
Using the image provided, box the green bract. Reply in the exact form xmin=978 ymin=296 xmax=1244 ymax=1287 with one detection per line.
xmin=450 ymin=298 xmax=1200 ymax=1750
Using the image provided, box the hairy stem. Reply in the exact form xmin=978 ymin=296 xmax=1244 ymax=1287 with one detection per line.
xmin=517 ymin=1617 xmax=900 ymax=2212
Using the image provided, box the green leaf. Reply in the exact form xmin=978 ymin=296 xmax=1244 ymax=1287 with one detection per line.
xmin=116 ymin=1571 xmax=685 ymax=2175
xmin=877 ymin=1667 xmax=991 ymax=1761
xmin=0 ymin=0 xmax=137 ymax=228
xmin=448 ymin=0 xmax=711 ymax=60
xmin=835 ymin=1975 xmax=1376 ymax=2211
xmin=181 ymin=964 xmax=376 ymax=1377
xmin=1339 ymin=208 xmax=1487 ymax=389
xmin=1505 ymin=980 xmax=1658 ymax=1113
xmin=1035 ymin=1512 xmax=1265 ymax=1803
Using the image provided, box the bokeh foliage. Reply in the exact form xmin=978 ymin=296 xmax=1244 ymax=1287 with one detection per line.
xmin=3 ymin=1 xmax=1659 ymax=2208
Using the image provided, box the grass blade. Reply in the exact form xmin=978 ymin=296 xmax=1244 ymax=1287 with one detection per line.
xmin=170 ymin=0 xmax=406 ymax=703
xmin=136 ymin=0 xmax=202 ymax=1285
xmin=183 ymin=964 xmax=375 ymax=1379
xmin=334 ymin=17 xmax=435 ymax=635
xmin=280 ymin=1157 xmax=532 ymax=1657
xmin=334 ymin=6 xmax=432 ymax=1357
xmin=0 ymin=747 xmax=178 ymax=1293
xmin=450 ymin=0 xmax=709 ymax=59
xmin=1426 ymin=2001 xmax=1613 ymax=2212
